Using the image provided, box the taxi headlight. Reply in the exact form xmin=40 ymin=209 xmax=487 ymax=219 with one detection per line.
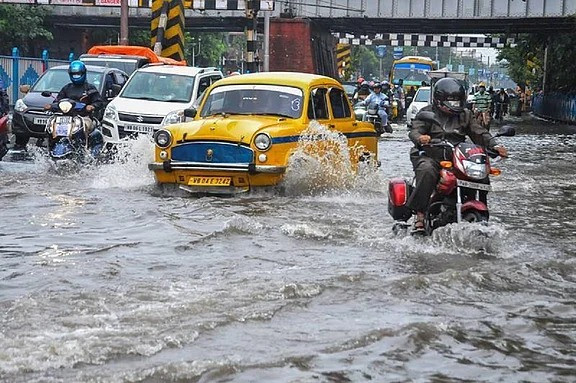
xmin=104 ymin=105 xmax=118 ymax=121
xmin=14 ymin=99 xmax=27 ymax=113
xmin=163 ymin=110 xmax=185 ymax=126
xmin=154 ymin=129 xmax=172 ymax=148
xmin=254 ymin=133 xmax=272 ymax=151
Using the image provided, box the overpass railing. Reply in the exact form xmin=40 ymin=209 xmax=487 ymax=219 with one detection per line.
xmin=0 ymin=48 xmax=70 ymax=106
xmin=532 ymin=92 xmax=576 ymax=124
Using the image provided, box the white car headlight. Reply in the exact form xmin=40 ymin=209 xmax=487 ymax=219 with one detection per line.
xmin=14 ymin=99 xmax=27 ymax=113
xmin=104 ymin=105 xmax=118 ymax=121
xmin=254 ymin=133 xmax=272 ymax=151
xmin=162 ymin=110 xmax=185 ymax=126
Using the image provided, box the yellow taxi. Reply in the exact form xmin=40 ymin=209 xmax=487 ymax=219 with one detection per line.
xmin=148 ymin=72 xmax=378 ymax=194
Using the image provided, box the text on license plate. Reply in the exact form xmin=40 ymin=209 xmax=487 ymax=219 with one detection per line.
xmin=124 ymin=125 xmax=154 ymax=133
xmin=457 ymin=179 xmax=492 ymax=191
xmin=33 ymin=117 xmax=48 ymax=125
xmin=188 ymin=177 xmax=231 ymax=187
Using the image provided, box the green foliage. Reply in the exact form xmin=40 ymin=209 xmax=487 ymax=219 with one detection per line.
xmin=497 ymin=32 xmax=576 ymax=92
xmin=0 ymin=5 xmax=53 ymax=56
xmin=185 ymin=33 xmax=227 ymax=67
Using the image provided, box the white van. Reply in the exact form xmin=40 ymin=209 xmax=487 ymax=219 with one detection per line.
xmin=101 ymin=65 xmax=223 ymax=144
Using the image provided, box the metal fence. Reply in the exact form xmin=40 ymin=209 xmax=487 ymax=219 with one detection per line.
xmin=0 ymin=48 xmax=70 ymax=106
xmin=532 ymin=92 xmax=576 ymax=124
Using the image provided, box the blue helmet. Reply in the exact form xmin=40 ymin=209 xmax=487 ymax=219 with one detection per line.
xmin=68 ymin=60 xmax=86 ymax=85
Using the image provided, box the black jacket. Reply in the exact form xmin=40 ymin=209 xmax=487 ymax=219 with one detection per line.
xmin=55 ymin=82 xmax=104 ymax=115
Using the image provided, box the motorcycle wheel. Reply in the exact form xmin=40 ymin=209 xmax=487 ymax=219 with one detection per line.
xmin=462 ymin=211 xmax=488 ymax=223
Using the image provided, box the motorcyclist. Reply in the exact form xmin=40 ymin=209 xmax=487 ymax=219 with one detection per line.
xmin=493 ymin=88 xmax=509 ymax=120
xmin=0 ymin=79 xmax=9 ymax=159
xmin=472 ymin=82 xmax=492 ymax=129
xmin=359 ymin=82 xmax=389 ymax=128
xmin=406 ymin=77 xmax=508 ymax=232
xmin=44 ymin=60 xmax=104 ymax=134
xmin=353 ymin=80 xmax=371 ymax=103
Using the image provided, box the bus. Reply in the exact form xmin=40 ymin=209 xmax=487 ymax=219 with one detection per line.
xmin=390 ymin=56 xmax=438 ymax=92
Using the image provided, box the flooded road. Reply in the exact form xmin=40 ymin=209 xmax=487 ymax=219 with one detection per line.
xmin=1 ymin=115 xmax=575 ymax=383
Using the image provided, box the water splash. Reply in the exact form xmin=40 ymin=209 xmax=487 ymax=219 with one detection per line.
xmin=89 ymin=136 xmax=156 ymax=189
xmin=281 ymin=121 xmax=381 ymax=196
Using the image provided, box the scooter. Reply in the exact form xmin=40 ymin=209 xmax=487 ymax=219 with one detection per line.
xmin=45 ymin=98 xmax=104 ymax=163
xmin=388 ymin=121 xmax=515 ymax=236
xmin=364 ymin=101 xmax=393 ymax=135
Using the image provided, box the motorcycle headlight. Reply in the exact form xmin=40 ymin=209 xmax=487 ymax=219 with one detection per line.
xmin=58 ymin=100 xmax=73 ymax=114
xmin=14 ymin=99 xmax=27 ymax=113
xmin=463 ymin=160 xmax=488 ymax=180
xmin=154 ymin=129 xmax=172 ymax=148
xmin=162 ymin=110 xmax=185 ymax=126
xmin=254 ymin=133 xmax=272 ymax=151
xmin=104 ymin=105 xmax=118 ymax=121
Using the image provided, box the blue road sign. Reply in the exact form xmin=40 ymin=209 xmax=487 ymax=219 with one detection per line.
xmin=393 ymin=47 xmax=403 ymax=60
xmin=376 ymin=45 xmax=387 ymax=58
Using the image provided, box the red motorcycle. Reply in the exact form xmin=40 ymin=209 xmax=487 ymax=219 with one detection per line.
xmin=0 ymin=113 xmax=9 ymax=161
xmin=388 ymin=125 xmax=515 ymax=235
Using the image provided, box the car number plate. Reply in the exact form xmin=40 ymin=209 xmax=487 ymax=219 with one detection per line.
xmin=124 ymin=124 xmax=154 ymax=134
xmin=33 ymin=117 xmax=49 ymax=125
xmin=457 ymin=179 xmax=492 ymax=191
xmin=188 ymin=177 xmax=231 ymax=187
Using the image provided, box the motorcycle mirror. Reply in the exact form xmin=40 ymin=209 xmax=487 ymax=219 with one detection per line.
xmin=495 ymin=125 xmax=516 ymax=137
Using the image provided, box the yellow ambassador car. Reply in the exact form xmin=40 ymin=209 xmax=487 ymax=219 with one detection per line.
xmin=148 ymin=72 xmax=379 ymax=194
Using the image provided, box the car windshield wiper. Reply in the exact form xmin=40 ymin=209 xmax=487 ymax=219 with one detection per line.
xmin=258 ymin=113 xmax=294 ymax=119
xmin=125 ymin=96 xmax=161 ymax=101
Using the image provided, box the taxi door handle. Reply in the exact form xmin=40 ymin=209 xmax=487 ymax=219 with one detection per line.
xmin=328 ymin=124 xmax=335 ymax=128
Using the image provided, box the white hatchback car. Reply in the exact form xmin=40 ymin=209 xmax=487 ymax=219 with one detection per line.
xmin=406 ymin=86 xmax=431 ymax=128
xmin=101 ymin=65 xmax=223 ymax=144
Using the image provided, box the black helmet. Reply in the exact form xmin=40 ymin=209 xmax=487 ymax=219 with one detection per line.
xmin=372 ymin=82 xmax=382 ymax=89
xmin=432 ymin=77 xmax=466 ymax=115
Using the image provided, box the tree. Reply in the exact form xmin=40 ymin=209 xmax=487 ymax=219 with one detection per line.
xmin=497 ymin=32 xmax=576 ymax=92
xmin=0 ymin=5 xmax=53 ymax=56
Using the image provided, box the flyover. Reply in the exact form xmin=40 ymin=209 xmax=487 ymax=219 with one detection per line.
xmin=43 ymin=0 xmax=576 ymax=35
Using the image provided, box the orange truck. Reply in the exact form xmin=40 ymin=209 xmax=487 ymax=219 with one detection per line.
xmin=80 ymin=45 xmax=187 ymax=75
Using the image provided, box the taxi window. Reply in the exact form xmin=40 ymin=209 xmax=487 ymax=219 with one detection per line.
xmin=307 ymin=88 xmax=328 ymax=120
xmin=329 ymin=87 xmax=351 ymax=119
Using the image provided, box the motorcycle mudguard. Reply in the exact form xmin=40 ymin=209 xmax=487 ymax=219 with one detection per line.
xmin=461 ymin=200 xmax=488 ymax=212
xmin=51 ymin=141 xmax=74 ymax=158
xmin=388 ymin=178 xmax=413 ymax=221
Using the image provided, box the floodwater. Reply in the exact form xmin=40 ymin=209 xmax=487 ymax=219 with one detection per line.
xmin=0 ymin=115 xmax=575 ymax=383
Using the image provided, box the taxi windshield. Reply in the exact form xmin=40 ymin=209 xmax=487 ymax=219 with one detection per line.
xmin=200 ymin=84 xmax=304 ymax=119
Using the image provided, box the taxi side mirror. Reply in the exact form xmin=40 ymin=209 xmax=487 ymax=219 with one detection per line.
xmin=184 ymin=108 xmax=197 ymax=118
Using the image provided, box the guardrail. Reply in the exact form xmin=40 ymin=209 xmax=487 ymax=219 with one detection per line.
xmin=532 ymin=92 xmax=576 ymax=124
xmin=0 ymin=48 xmax=70 ymax=106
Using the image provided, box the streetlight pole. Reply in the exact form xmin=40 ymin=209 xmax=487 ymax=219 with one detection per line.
xmin=120 ymin=0 xmax=129 ymax=45
xmin=191 ymin=38 xmax=201 ymax=67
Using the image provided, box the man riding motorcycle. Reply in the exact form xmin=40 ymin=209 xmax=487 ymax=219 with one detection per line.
xmin=44 ymin=60 xmax=104 ymax=134
xmin=406 ymin=77 xmax=508 ymax=233
xmin=358 ymin=82 xmax=389 ymax=128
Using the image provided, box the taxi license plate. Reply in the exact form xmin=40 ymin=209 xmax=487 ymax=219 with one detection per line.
xmin=457 ymin=179 xmax=492 ymax=191
xmin=124 ymin=125 xmax=154 ymax=134
xmin=33 ymin=117 xmax=48 ymax=125
xmin=188 ymin=177 xmax=231 ymax=187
